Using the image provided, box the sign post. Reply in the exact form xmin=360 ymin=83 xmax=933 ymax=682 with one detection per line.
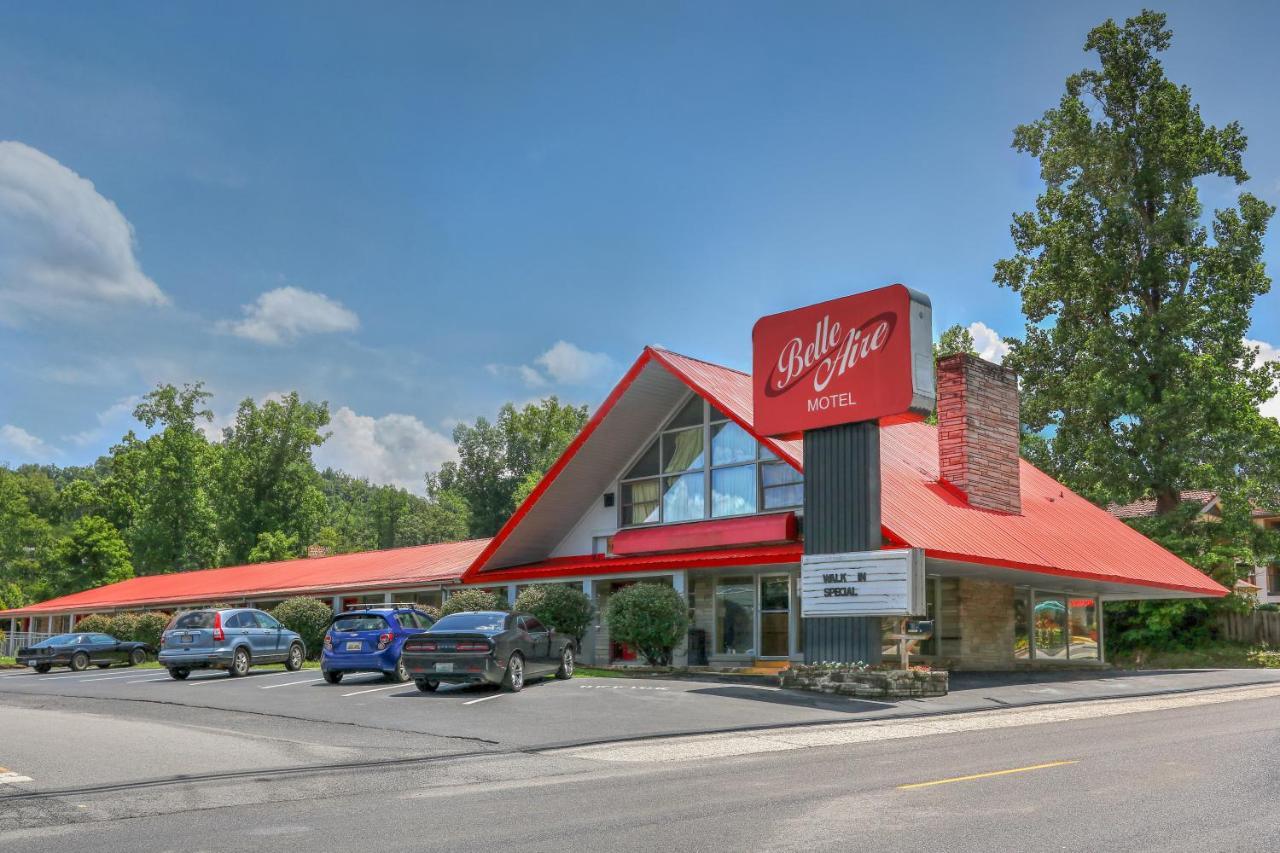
xmin=752 ymin=284 xmax=934 ymax=664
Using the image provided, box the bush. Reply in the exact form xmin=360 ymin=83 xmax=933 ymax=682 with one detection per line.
xmin=440 ymin=588 xmax=508 ymax=616
xmin=130 ymin=612 xmax=171 ymax=649
xmin=72 ymin=614 xmax=115 ymax=634
xmin=417 ymin=605 xmax=442 ymax=621
xmin=515 ymin=585 xmax=593 ymax=645
xmin=108 ymin=612 xmax=141 ymax=643
xmin=270 ymin=597 xmax=334 ymax=659
xmin=605 ymin=583 xmax=689 ymax=666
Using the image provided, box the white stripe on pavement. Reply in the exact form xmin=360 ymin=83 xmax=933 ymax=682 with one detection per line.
xmin=128 ymin=677 xmax=172 ymax=684
xmin=261 ymin=678 xmax=324 ymax=689
xmin=70 ymin=672 xmax=159 ymax=682
xmin=0 ymin=767 xmax=34 ymax=785
xmin=188 ymin=670 xmax=306 ymax=685
xmin=462 ymin=692 xmax=506 ymax=706
xmin=341 ymin=683 xmax=407 ymax=697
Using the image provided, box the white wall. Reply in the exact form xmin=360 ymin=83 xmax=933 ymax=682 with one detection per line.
xmin=549 ymin=476 xmax=620 ymax=558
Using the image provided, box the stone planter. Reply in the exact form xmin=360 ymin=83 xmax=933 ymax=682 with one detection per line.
xmin=779 ymin=665 xmax=948 ymax=698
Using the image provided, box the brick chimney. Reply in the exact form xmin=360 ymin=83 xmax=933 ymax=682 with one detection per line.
xmin=935 ymin=353 xmax=1021 ymax=514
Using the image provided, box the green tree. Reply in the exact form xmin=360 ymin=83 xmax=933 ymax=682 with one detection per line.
xmin=246 ymin=530 xmax=301 ymax=564
xmin=0 ymin=469 xmax=54 ymax=603
xmin=995 ymin=10 xmax=1277 ymax=513
xmin=605 ymin=583 xmax=689 ymax=667
xmin=933 ymin=324 xmax=978 ymax=359
xmin=993 ymin=10 xmax=1279 ymax=648
xmin=52 ymin=516 xmax=134 ymax=596
xmin=128 ymin=384 xmax=221 ymax=574
xmin=216 ymin=393 xmax=330 ymax=563
xmin=428 ymin=397 xmax=589 ymax=537
xmin=515 ymin=584 xmax=593 ymax=646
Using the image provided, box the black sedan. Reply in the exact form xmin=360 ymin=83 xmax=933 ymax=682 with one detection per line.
xmin=401 ymin=611 xmax=575 ymax=693
xmin=16 ymin=633 xmax=152 ymax=673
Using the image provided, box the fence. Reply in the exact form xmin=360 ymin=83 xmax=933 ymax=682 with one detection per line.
xmin=2 ymin=632 xmax=55 ymax=658
xmin=1218 ymin=610 xmax=1280 ymax=646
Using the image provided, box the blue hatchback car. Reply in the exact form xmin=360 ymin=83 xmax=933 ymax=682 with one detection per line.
xmin=321 ymin=605 xmax=436 ymax=684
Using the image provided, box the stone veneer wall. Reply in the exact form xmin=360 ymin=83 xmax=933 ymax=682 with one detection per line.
xmin=954 ymin=578 xmax=1016 ymax=670
xmin=780 ymin=665 xmax=948 ymax=698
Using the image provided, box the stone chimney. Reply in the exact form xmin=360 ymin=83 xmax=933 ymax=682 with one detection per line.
xmin=936 ymin=353 xmax=1021 ymax=514
xmin=306 ymin=545 xmax=332 ymax=559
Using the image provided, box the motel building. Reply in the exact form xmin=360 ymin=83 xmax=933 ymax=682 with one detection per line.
xmin=2 ymin=347 xmax=1227 ymax=670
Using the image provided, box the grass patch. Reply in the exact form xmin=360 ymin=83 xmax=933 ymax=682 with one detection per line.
xmin=1110 ymin=641 xmax=1280 ymax=670
xmin=573 ymin=666 xmax=641 ymax=679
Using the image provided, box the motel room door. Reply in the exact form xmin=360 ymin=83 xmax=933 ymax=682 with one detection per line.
xmin=758 ymin=575 xmax=792 ymax=658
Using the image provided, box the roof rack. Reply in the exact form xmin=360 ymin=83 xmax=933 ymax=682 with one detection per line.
xmin=337 ymin=602 xmax=430 ymax=612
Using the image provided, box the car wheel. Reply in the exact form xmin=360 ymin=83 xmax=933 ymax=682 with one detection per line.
xmin=322 ymin=669 xmax=343 ymax=684
xmin=556 ymin=645 xmax=575 ymax=679
xmin=387 ymin=656 xmax=410 ymax=683
xmin=229 ymin=647 xmax=250 ymax=677
xmin=70 ymin=652 xmax=89 ymax=672
xmin=415 ymin=678 xmax=439 ymax=693
xmin=502 ymin=652 xmax=524 ymax=692
xmin=169 ymin=667 xmax=190 ymax=680
xmin=129 ymin=648 xmax=146 ymax=666
xmin=34 ymin=663 xmax=51 ymax=674
xmin=285 ymin=643 xmax=304 ymax=671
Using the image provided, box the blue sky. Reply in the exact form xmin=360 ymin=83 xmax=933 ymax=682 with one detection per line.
xmin=2 ymin=2 xmax=1278 ymax=492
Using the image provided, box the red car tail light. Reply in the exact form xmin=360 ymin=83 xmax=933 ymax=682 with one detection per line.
xmin=212 ymin=611 xmax=224 ymax=642
xmin=455 ymin=642 xmax=490 ymax=652
xmin=323 ymin=633 xmax=333 ymax=651
xmin=412 ymin=641 xmax=437 ymax=652
xmin=377 ymin=632 xmax=394 ymax=650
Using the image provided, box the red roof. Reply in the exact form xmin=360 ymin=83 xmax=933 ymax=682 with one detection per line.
xmin=0 ymin=539 xmax=490 ymax=617
xmin=468 ymin=346 xmax=1227 ymax=598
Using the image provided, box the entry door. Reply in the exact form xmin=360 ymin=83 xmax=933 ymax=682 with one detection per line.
xmin=758 ymin=575 xmax=791 ymax=658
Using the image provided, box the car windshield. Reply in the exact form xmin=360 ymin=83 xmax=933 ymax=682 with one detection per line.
xmin=431 ymin=613 xmax=507 ymax=632
xmin=169 ymin=611 xmax=216 ymax=630
xmin=34 ymin=634 xmax=78 ymax=647
xmin=331 ymin=614 xmax=388 ymax=632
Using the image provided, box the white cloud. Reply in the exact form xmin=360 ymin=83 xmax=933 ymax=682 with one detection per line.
xmin=968 ymin=321 xmax=1012 ymax=364
xmin=489 ymin=341 xmax=617 ymax=388
xmin=0 ymin=424 xmax=59 ymax=461
xmin=1246 ymin=338 xmax=1280 ymax=421
xmin=65 ymin=395 xmax=143 ymax=447
xmin=219 ymin=286 xmax=359 ymax=345
xmin=313 ymin=406 xmax=456 ymax=495
xmin=0 ymin=141 xmax=167 ymax=323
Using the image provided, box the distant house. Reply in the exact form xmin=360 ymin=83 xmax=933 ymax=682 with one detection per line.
xmin=1107 ymin=491 xmax=1280 ymax=604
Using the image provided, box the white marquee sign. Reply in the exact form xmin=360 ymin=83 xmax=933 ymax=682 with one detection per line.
xmin=800 ymin=548 xmax=926 ymax=618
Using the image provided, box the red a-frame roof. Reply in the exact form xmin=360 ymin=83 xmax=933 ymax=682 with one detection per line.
xmin=465 ymin=347 xmax=1227 ymax=599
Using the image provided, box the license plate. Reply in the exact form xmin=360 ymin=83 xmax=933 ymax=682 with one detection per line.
xmin=434 ymin=662 xmax=454 ymax=673
xmin=346 ymin=641 xmax=362 ymax=651
xmin=180 ymin=635 xmax=192 ymax=644
xmin=27 ymin=660 xmax=37 ymax=667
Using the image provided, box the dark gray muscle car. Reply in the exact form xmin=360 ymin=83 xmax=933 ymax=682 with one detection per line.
xmin=17 ymin=633 xmax=151 ymax=672
xmin=401 ymin=611 xmax=575 ymax=693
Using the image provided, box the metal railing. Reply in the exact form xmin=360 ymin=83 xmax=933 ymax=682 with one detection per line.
xmin=2 ymin=632 xmax=55 ymax=658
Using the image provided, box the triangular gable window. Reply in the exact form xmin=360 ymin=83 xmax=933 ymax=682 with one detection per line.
xmin=618 ymin=394 xmax=801 ymax=527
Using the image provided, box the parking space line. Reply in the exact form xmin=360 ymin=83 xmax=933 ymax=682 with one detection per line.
xmin=341 ymin=683 xmax=406 ymax=697
xmin=128 ymin=677 xmax=173 ymax=684
xmin=187 ymin=670 xmax=305 ymax=685
xmin=0 ymin=769 xmax=34 ymax=785
xmin=462 ymin=692 xmax=505 ymax=706
xmin=261 ymin=678 xmax=323 ymax=689
xmin=70 ymin=672 xmax=158 ymax=682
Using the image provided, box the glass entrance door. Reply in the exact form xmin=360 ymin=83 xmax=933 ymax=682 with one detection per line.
xmin=758 ymin=575 xmax=791 ymax=658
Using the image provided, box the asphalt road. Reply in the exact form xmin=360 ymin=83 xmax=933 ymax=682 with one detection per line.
xmin=2 ymin=680 xmax=1278 ymax=851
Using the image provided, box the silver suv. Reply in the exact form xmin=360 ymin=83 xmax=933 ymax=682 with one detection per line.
xmin=159 ymin=608 xmax=305 ymax=679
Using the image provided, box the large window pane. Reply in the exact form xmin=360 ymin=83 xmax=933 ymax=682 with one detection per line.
xmin=1014 ymin=592 xmax=1031 ymax=659
xmin=662 ymin=472 xmax=704 ymax=522
xmin=625 ymin=439 xmax=660 ymax=480
xmin=622 ymin=479 xmax=660 ymax=525
xmin=761 ymin=461 xmax=804 ymax=509
xmin=715 ymin=577 xmax=755 ymax=655
xmin=711 ymin=421 xmax=755 ymax=465
xmin=667 ymin=396 xmax=704 ymax=430
xmin=1033 ymin=594 xmax=1067 ymax=659
xmin=712 ymin=464 xmax=757 ymax=517
xmin=662 ymin=427 xmax=704 ymax=473
xmin=1068 ymin=598 xmax=1099 ymax=660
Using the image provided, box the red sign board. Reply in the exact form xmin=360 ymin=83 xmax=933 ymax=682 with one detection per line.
xmin=752 ymin=283 xmax=934 ymax=436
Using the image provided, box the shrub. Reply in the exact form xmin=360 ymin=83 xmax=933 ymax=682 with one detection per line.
xmin=440 ymin=588 xmax=508 ymax=616
xmin=130 ymin=612 xmax=171 ymax=649
xmin=515 ymin=585 xmax=593 ymax=645
xmin=417 ymin=605 xmax=442 ymax=621
xmin=270 ymin=597 xmax=334 ymax=659
xmin=108 ymin=612 xmax=141 ymax=643
xmin=72 ymin=614 xmax=115 ymax=634
xmin=605 ymin=583 xmax=689 ymax=666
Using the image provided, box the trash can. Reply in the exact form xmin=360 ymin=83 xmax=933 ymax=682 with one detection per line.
xmin=687 ymin=628 xmax=708 ymax=666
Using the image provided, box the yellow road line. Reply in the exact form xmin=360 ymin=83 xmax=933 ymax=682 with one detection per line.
xmin=898 ymin=760 xmax=1078 ymax=790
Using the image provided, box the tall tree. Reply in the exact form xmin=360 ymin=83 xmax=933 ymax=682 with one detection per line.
xmin=995 ymin=10 xmax=1277 ymax=516
xmin=51 ymin=515 xmax=134 ymax=596
xmin=216 ymin=393 xmax=330 ymax=563
xmin=129 ymin=383 xmax=221 ymax=574
xmin=933 ymin=324 xmax=978 ymax=360
xmin=0 ymin=469 xmax=54 ymax=605
xmin=428 ymin=397 xmax=589 ymax=537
